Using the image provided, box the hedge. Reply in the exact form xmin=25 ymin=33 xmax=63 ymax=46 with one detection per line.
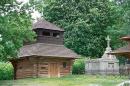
xmin=72 ymin=58 xmax=85 ymax=74
xmin=0 ymin=62 xmax=13 ymax=80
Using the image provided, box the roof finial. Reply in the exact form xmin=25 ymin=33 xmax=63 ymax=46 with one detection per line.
xmin=0 ymin=34 xmax=2 ymax=42
xmin=106 ymin=35 xmax=111 ymax=48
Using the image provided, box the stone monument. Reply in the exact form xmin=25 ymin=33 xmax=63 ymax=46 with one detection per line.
xmin=85 ymin=36 xmax=119 ymax=75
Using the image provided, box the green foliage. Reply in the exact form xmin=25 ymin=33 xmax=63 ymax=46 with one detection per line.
xmin=0 ymin=62 xmax=13 ymax=80
xmin=105 ymin=0 xmax=130 ymax=49
xmin=72 ymin=58 xmax=85 ymax=74
xmin=41 ymin=0 xmax=122 ymax=58
xmin=0 ymin=0 xmax=35 ymax=61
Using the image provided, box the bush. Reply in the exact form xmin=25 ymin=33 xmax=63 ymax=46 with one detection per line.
xmin=0 ymin=62 xmax=13 ymax=80
xmin=72 ymin=58 xmax=85 ymax=74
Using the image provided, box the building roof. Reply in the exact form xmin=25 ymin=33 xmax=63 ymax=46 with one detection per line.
xmin=33 ymin=19 xmax=64 ymax=31
xmin=108 ymin=36 xmax=130 ymax=58
xmin=109 ymin=45 xmax=130 ymax=57
xmin=18 ymin=43 xmax=79 ymax=59
xmin=120 ymin=36 xmax=130 ymax=41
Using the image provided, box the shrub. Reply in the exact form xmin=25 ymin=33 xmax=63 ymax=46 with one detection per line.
xmin=0 ymin=62 xmax=13 ymax=80
xmin=72 ymin=58 xmax=85 ymax=74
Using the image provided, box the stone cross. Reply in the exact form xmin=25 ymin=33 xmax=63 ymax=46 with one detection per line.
xmin=106 ymin=35 xmax=111 ymax=48
xmin=0 ymin=34 xmax=2 ymax=42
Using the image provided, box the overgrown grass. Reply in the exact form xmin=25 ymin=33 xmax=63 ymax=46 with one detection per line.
xmin=0 ymin=62 xmax=13 ymax=80
xmin=0 ymin=75 xmax=128 ymax=86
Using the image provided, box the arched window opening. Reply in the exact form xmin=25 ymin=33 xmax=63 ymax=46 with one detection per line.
xmin=53 ymin=33 xmax=60 ymax=38
xmin=42 ymin=31 xmax=51 ymax=36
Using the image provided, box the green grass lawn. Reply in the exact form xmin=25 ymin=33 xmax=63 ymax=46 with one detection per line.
xmin=0 ymin=75 xmax=128 ymax=86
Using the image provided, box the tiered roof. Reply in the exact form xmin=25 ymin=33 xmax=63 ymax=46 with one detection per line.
xmin=33 ymin=19 xmax=64 ymax=31
xmin=17 ymin=19 xmax=78 ymax=59
xmin=109 ymin=36 xmax=130 ymax=58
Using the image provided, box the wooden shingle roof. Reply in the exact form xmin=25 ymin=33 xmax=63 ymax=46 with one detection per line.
xmin=109 ymin=46 xmax=130 ymax=54
xmin=18 ymin=43 xmax=79 ymax=59
xmin=109 ymin=45 xmax=130 ymax=57
xmin=121 ymin=36 xmax=130 ymax=41
xmin=109 ymin=36 xmax=130 ymax=57
xmin=33 ymin=19 xmax=64 ymax=31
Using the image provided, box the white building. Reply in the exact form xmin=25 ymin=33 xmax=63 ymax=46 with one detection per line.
xmin=85 ymin=36 xmax=119 ymax=75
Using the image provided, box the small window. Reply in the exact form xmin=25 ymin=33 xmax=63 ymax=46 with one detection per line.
xmin=108 ymin=63 xmax=114 ymax=68
xmin=42 ymin=31 xmax=50 ymax=36
xmin=53 ymin=33 xmax=60 ymax=38
xmin=41 ymin=67 xmax=46 ymax=69
xmin=63 ymin=62 xmax=67 ymax=68
xmin=127 ymin=60 xmax=130 ymax=64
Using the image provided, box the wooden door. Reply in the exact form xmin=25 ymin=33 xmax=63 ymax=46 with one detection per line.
xmin=49 ymin=63 xmax=59 ymax=77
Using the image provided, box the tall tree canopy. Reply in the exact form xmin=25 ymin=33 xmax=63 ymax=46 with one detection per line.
xmin=0 ymin=0 xmax=35 ymax=61
xmin=41 ymin=0 xmax=122 ymax=58
xmin=1 ymin=0 xmax=130 ymax=61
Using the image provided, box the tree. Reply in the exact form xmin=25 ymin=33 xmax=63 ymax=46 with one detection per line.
xmin=0 ymin=0 xmax=35 ymax=61
xmin=41 ymin=0 xmax=121 ymax=58
xmin=106 ymin=0 xmax=130 ymax=48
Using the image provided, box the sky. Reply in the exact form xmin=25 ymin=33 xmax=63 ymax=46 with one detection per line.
xmin=17 ymin=0 xmax=41 ymax=19
xmin=17 ymin=0 xmax=29 ymax=4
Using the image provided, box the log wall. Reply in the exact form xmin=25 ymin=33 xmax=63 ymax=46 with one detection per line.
xmin=14 ymin=57 xmax=74 ymax=79
xmin=16 ymin=58 xmax=33 ymax=79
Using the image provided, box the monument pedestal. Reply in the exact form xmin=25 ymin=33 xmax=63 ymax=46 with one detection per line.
xmin=85 ymin=36 xmax=119 ymax=75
